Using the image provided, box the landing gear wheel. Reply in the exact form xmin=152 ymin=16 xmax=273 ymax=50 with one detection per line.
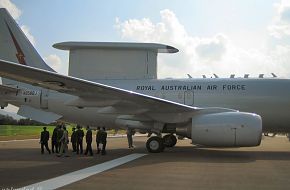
xmin=146 ymin=136 xmax=165 ymax=153
xmin=163 ymin=134 xmax=177 ymax=147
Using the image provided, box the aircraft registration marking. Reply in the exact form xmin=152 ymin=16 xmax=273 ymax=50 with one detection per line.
xmin=22 ymin=90 xmax=40 ymax=96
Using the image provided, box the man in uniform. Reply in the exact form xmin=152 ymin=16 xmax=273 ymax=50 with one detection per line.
xmin=40 ymin=127 xmax=51 ymax=154
xmin=96 ymin=127 xmax=102 ymax=154
xmin=84 ymin=126 xmax=93 ymax=156
xmin=51 ymin=125 xmax=58 ymax=153
xmin=71 ymin=127 xmax=77 ymax=152
xmin=76 ymin=125 xmax=84 ymax=154
xmin=57 ymin=125 xmax=69 ymax=157
xmin=126 ymin=128 xmax=135 ymax=148
xmin=56 ymin=124 xmax=64 ymax=153
xmin=100 ymin=127 xmax=107 ymax=155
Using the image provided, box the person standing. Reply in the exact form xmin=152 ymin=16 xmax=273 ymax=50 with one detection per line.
xmin=96 ymin=127 xmax=102 ymax=154
xmin=71 ymin=127 xmax=77 ymax=152
xmin=56 ymin=124 xmax=63 ymax=153
xmin=40 ymin=127 xmax=51 ymax=154
xmin=76 ymin=125 xmax=84 ymax=154
xmin=84 ymin=126 xmax=93 ymax=156
xmin=126 ymin=128 xmax=135 ymax=148
xmin=100 ymin=127 xmax=107 ymax=155
xmin=58 ymin=126 xmax=69 ymax=157
xmin=51 ymin=125 xmax=58 ymax=153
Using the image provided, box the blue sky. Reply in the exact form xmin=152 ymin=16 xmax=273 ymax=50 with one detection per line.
xmin=14 ymin=0 xmax=278 ymax=43
xmin=1 ymin=0 xmax=290 ymax=79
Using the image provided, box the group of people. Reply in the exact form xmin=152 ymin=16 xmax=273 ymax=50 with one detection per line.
xmin=40 ymin=124 xmax=108 ymax=157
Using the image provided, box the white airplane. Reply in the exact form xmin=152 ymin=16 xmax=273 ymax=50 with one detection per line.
xmin=0 ymin=8 xmax=289 ymax=153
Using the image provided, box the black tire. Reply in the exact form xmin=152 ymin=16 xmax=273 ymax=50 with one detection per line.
xmin=163 ymin=134 xmax=177 ymax=147
xmin=146 ymin=136 xmax=165 ymax=153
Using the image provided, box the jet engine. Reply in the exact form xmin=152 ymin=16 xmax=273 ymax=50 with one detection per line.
xmin=176 ymin=112 xmax=262 ymax=147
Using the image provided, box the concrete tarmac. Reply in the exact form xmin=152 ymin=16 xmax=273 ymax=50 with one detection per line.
xmin=0 ymin=136 xmax=290 ymax=190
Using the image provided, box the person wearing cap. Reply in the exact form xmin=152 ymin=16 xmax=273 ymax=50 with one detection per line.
xmin=40 ymin=127 xmax=51 ymax=154
xmin=51 ymin=125 xmax=59 ymax=153
xmin=76 ymin=124 xmax=84 ymax=154
xmin=58 ymin=125 xmax=69 ymax=157
xmin=84 ymin=126 xmax=93 ymax=156
xmin=126 ymin=128 xmax=135 ymax=149
xmin=71 ymin=127 xmax=77 ymax=152
xmin=56 ymin=124 xmax=63 ymax=153
xmin=96 ymin=127 xmax=102 ymax=154
xmin=100 ymin=127 xmax=107 ymax=155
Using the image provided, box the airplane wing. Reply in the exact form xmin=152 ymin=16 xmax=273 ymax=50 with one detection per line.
xmin=0 ymin=59 xmax=235 ymax=123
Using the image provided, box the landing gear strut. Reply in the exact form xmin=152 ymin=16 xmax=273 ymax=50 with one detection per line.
xmin=146 ymin=136 xmax=165 ymax=153
xmin=163 ymin=134 xmax=177 ymax=147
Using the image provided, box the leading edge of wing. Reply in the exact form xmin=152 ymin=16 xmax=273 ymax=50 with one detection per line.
xmin=0 ymin=59 xmax=200 ymax=112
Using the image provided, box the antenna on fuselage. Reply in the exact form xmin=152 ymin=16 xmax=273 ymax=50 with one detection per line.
xmin=271 ymin=73 xmax=277 ymax=78
xmin=187 ymin=74 xmax=192 ymax=78
xmin=213 ymin=74 xmax=219 ymax=78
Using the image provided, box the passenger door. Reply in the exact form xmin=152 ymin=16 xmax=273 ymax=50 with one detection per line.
xmin=184 ymin=91 xmax=194 ymax=106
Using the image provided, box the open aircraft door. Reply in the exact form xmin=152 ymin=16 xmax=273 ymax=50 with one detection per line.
xmin=184 ymin=91 xmax=194 ymax=106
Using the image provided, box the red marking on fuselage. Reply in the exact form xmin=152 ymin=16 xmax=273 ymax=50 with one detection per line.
xmin=5 ymin=21 xmax=27 ymax=65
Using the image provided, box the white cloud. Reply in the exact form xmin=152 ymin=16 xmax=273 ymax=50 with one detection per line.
xmin=277 ymin=0 xmax=290 ymax=23
xmin=0 ymin=1 xmax=37 ymax=47
xmin=0 ymin=0 xmax=21 ymax=19
xmin=115 ymin=8 xmax=290 ymax=78
xmin=20 ymin=25 xmax=36 ymax=46
xmin=195 ymin=34 xmax=227 ymax=61
xmin=269 ymin=1 xmax=290 ymax=39
xmin=44 ymin=54 xmax=68 ymax=75
xmin=44 ymin=54 xmax=61 ymax=71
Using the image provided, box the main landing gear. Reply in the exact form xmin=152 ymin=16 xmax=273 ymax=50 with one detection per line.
xmin=163 ymin=134 xmax=177 ymax=147
xmin=146 ymin=134 xmax=177 ymax=153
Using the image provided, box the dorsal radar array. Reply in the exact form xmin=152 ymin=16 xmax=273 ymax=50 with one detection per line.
xmin=187 ymin=73 xmax=279 ymax=79
xmin=53 ymin=42 xmax=178 ymax=80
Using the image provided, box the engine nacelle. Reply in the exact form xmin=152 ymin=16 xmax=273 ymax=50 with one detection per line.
xmin=177 ymin=112 xmax=262 ymax=147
